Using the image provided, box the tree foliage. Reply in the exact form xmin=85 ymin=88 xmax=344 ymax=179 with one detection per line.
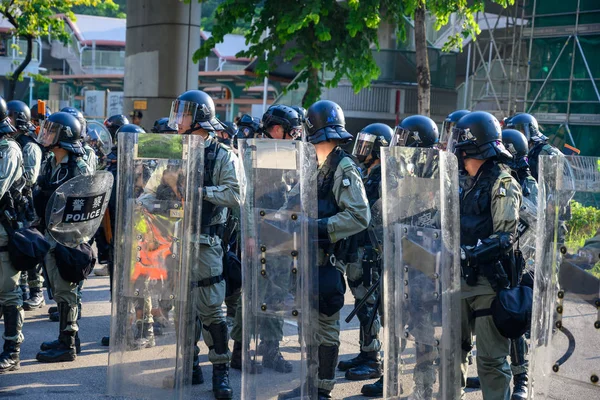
xmin=193 ymin=0 xmax=513 ymax=107
xmin=72 ymin=0 xmax=125 ymax=18
xmin=0 ymin=0 xmax=117 ymax=100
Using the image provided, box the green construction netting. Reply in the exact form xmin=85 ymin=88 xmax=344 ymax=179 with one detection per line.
xmin=540 ymin=124 xmax=600 ymax=157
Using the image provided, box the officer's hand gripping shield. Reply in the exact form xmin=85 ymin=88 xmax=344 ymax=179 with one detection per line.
xmin=107 ymin=132 xmax=203 ymax=399
xmin=381 ymin=147 xmax=461 ymax=400
xmin=238 ymin=139 xmax=318 ymax=399
xmin=529 ymin=155 xmax=600 ymax=399
xmin=45 ymin=171 xmax=114 ymax=247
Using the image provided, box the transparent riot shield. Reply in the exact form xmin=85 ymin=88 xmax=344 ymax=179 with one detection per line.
xmin=518 ymin=196 xmax=538 ymax=285
xmin=381 ymin=147 xmax=461 ymax=400
xmin=238 ymin=139 xmax=318 ymax=400
xmin=107 ymin=132 xmax=203 ymax=399
xmin=45 ymin=171 xmax=113 ymax=247
xmin=86 ymin=120 xmax=113 ymax=156
xmin=529 ymin=155 xmax=600 ymax=399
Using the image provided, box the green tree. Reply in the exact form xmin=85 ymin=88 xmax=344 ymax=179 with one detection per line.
xmin=0 ymin=0 xmax=117 ymax=100
xmin=192 ymin=0 xmax=513 ymax=109
xmin=72 ymin=0 xmax=126 ymax=18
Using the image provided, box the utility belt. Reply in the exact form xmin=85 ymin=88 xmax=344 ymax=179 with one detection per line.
xmin=317 ymin=235 xmax=359 ymax=267
xmin=192 ymin=274 xmax=224 ymax=288
xmin=463 ymin=259 xmax=512 ymax=292
xmin=200 ymin=224 xmax=222 ymax=237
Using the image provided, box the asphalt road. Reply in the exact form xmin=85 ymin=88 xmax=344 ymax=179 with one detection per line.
xmin=1 ymin=268 xmax=489 ymax=400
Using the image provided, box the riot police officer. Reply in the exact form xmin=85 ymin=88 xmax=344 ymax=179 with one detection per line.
xmin=504 ymin=113 xmax=560 ymax=181
xmin=280 ymin=100 xmax=370 ymax=400
xmin=440 ymin=109 xmax=470 ymax=150
xmin=168 ymin=89 xmax=240 ymax=399
xmin=502 ymin=128 xmax=538 ymax=400
xmin=448 ymin=111 xmax=522 ymax=399
xmin=30 ymin=102 xmax=51 ymax=128
xmin=99 ymin=123 xmax=147 ymax=348
xmin=0 ymin=96 xmax=26 ymax=374
xmin=35 ymin=112 xmax=95 ymax=363
xmin=339 ymin=123 xmax=392 ymax=383
xmin=6 ymin=100 xmax=45 ymax=310
xmin=61 ymin=107 xmax=98 ymax=172
xmin=359 ymin=115 xmax=440 ymax=397
xmin=230 ymin=104 xmax=303 ymax=374
xmin=502 ymin=129 xmax=538 ymax=203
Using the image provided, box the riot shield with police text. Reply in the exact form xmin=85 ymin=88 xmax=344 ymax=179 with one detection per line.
xmin=45 ymin=171 xmax=113 ymax=247
xmin=529 ymin=155 xmax=600 ymax=399
xmin=381 ymin=147 xmax=461 ymax=400
xmin=238 ymin=139 xmax=318 ymax=399
xmin=107 ymin=132 xmax=203 ymax=399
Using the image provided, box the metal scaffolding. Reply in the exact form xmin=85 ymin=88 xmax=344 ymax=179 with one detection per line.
xmin=459 ymin=0 xmax=600 ymax=152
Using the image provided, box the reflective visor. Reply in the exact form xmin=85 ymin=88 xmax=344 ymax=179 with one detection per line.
xmin=447 ymin=127 xmax=476 ymax=154
xmin=289 ymin=126 xmax=305 ymax=140
xmin=352 ymin=131 xmax=377 ymax=160
xmin=440 ymin=119 xmax=455 ymax=149
xmin=391 ymin=127 xmax=420 ymax=148
xmin=37 ymin=120 xmax=70 ymax=147
xmin=168 ymin=100 xmax=197 ymax=131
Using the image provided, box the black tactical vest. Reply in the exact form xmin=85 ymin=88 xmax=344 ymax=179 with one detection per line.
xmin=363 ymin=164 xmax=381 ymax=208
xmin=201 ymin=140 xmax=224 ymax=228
xmin=317 ymin=147 xmax=348 ymax=220
xmin=459 ymin=160 xmax=504 ymax=247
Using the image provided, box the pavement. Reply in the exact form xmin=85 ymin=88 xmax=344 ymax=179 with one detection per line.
xmin=0 ymin=267 xmax=490 ymax=400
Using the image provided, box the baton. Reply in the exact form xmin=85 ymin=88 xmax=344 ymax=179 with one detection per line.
xmin=345 ymin=276 xmax=381 ymax=324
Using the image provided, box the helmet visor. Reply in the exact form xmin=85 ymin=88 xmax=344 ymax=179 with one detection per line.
xmin=447 ymin=127 xmax=475 ymax=154
xmin=289 ymin=126 xmax=304 ymax=140
xmin=391 ymin=127 xmax=422 ymax=148
xmin=440 ymin=119 xmax=455 ymax=150
xmin=168 ymin=100 xmax=198 ymax=131
xmin=352 ymin=131 xmax=377 ymax=161
xmin=37 ymin=120 xmax=70 ymax=147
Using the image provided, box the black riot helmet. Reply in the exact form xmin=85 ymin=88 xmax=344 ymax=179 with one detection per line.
xmin=501 ymin=129 xmax=530 ymax=170
xmin=61 ymin=107 xmax=87 ymax=135
xmin=0 ymin=97 xmax=17 ymax=136
xmin=291 ymin=106 xmax=307 ymax=123
xmin=448 ymin=111 xmax=512 ymax=161
xmin=262 ymin=105 xmax=303 ymax=139
xmin=168 ymin=89 xmax=224 ymax=133
xmin=152 ymin=117 xmax=177 ymax=133
xmin=352 ymin=123 xmax=393 ymax=163
xmin=305 ymin=100 xmax=352 ymax=144
xmin=117 ymin=124 xmax=146 ymax=136
xmin=504 ymin=113 xmax=547 ymax=144
xmin=37 ymin=111 xmax=85 ymax=155
xmin=391 ymin=115 xmax=439 ymax=148
xmin=104 ymin=114 xmax=129 ymax=141
xmin=441 ymin=109 xmax=470 ymax=150
xmin=6 ymin=100 xmax=33 ymax=133
xmin=236 ymin=114 xmax=262 ymax=139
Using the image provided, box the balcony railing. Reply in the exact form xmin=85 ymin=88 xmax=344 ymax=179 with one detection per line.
xmin=81 ymin=49 xmax=125 ymax=69
xmin=1 ymin=38 xmax=40 ymax=61
xmin=373 ymin=48 xmax=457 ymax=89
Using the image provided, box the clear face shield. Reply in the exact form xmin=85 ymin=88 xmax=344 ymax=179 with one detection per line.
xmin=290 ymin=125 xmax=305 ymax=141
xmin=390 ymin=126 xmax=422 ymax=148
xmin=440 ymin=119 xmax=455 ymax=150
xmin=446 ymin=126 xmax=476 ymax=155
xmin=168 ymin=100 xmax=199 ymax=132
xmin=37 ymin=120 xmax=71 ymax=148
xmin=352 ymin=131 xmax=377 ymax=162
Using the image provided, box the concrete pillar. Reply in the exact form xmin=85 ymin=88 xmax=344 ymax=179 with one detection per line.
xmin=124 ymin=0 xmax=200 ymax=130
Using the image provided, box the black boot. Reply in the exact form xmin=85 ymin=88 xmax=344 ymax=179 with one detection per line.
xmin=262 ymin=340 xmax=292 ymax=373
xmin=20 ymin=284 xmax=29 ymax=302
xmin=101 ymin=336 xmax=110 ymax=346
xmin=318 ymin=345 xmax=339 ymax=400
xmin=23 ymin=287 xmax=45 ymax=310
xmin=466 ymin=376 xmax=481 ymax=388
xmin=40 ymin=332 xmax=81 ymax=354
xmin=192 ymin=352 xmax=204 ymax=385
xmin=345 ymin=351 xmax=382 ymax=381
xmin=0 ymin=305 xmax=23 ymax=373
xmin=48 ymin=306 xmax=57 ymax=314
xmin=49 ymin=311 xmax=59 ymax=322
xmin=511 ymin=373 xmax=528 ymax=400
xmin=207 ymin=322 xmax=232 ymax=399
xmin=230 ymin=340 xmax=262 ymax=374
xmin=36 ymin=303 xmax=77 ymax=363
xmin=361 ymin=376 xmax=384 ymax=397
xmin=130 ymin=320 xmax=155 ymax=349
xmin=338 ymin=351 xmax=370 ymax=371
